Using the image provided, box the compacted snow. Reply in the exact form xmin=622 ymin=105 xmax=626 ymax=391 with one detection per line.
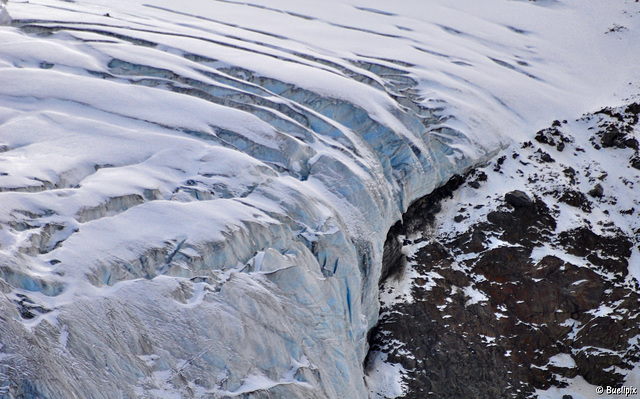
xmin=0 ymin=0 xmax=639 ymax=397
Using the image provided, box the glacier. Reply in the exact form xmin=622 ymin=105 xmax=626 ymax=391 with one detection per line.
xmin=0 ymin=0 xmax=639 ymax=397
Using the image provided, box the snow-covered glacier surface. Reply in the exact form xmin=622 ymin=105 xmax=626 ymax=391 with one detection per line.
xmin=0 ymin=0 xmax=639 ymax=397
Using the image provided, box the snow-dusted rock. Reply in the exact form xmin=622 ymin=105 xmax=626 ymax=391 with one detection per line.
xmin=371 ymin=103 xmax=640 ymax=398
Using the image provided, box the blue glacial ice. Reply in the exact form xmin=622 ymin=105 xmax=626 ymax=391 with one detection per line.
xmin=1 ymin=0 xmax=639 ymax=397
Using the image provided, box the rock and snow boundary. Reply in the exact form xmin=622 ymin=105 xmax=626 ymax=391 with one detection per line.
xmin=371 ymin=103 xmax=640 ymax=398
xmin=0 ymin=0 xmax=639 ymax=398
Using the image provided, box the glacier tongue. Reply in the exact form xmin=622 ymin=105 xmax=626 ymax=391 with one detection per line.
xmin=1 ymin=0 xmax=639 ymax=397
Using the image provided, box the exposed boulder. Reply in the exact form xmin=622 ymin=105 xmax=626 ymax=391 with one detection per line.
xmin=504 ymin=190 xmax=533 ymax=208
xmin=588 ymin=183 xmax=604 ymax=198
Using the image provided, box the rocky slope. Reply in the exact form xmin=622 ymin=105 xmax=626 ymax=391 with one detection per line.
xmin=368 ymin=102 xmax=640 ymax=398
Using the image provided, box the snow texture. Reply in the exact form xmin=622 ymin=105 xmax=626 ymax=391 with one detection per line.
xmin=0 ymin=0 xmax=639 ymax=398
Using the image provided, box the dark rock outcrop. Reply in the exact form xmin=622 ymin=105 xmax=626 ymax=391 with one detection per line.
xmin=371 ymin=186 xmax=638 ymax=397
xmin=588 ymin=183 xmax=604 ymax=198
xmin=504 ymin=190 xmax=533 ymax=208
xmin=368 ymin=104 xmax=640 ymax=398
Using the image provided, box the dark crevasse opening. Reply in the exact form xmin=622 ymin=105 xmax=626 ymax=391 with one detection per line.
xmin=364 ymin=174 xmax=469 ymax=397
xmin=379 ymin=220 xmax=406 ymax=286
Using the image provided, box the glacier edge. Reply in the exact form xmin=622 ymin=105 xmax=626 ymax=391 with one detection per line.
xmin=2 ymin=0 xmax=640 ymax=397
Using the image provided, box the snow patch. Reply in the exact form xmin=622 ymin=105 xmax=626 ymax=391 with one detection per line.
xmin=365 ymin=351 xmax=407 ymax=399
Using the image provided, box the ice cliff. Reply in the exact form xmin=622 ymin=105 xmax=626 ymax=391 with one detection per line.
xmin=0 ymin=0 xmax=639 ymax=398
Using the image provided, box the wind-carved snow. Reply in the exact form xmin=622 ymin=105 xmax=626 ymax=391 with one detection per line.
xmin=0 ymin=0 xmax=639 ymax=398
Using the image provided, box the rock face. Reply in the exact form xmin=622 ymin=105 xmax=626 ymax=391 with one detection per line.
xmin=368 ymin=103 xmax=640 ymax=398
xmin=504 ymin=190 xmax=533 ymax=208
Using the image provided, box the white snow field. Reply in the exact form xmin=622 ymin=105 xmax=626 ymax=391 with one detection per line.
xmin=0 ymin=0 xmax=639 ymax=397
